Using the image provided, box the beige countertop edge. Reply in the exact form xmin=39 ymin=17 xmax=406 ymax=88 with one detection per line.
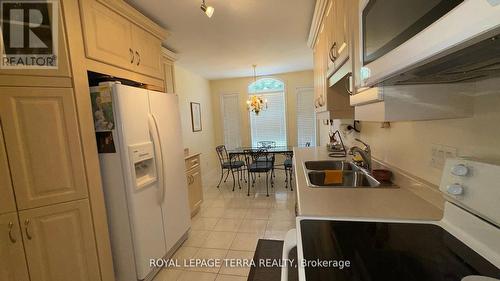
xmin=293 ymin=147 xmax=444 ymax=221
xmin=184 ymin=152 xmax=201 ymax=160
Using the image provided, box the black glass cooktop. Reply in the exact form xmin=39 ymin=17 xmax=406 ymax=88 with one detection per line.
xmin=300 ymin=220 xmax=500 ymax=281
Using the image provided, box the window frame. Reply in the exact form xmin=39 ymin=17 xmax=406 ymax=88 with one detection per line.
xmin=247 ymin=77 xmax=288 ymax=147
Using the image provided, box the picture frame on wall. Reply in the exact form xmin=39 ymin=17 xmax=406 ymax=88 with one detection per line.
xmin=190 ymin=102 xmax=202 ymax=132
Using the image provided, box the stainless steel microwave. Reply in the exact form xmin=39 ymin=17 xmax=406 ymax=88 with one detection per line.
xmin=357 ymin=0 xmax=500 ymax=88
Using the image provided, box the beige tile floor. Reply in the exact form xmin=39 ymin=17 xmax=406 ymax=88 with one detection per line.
xmin=154 ymin=170 xmax=297 ymax=281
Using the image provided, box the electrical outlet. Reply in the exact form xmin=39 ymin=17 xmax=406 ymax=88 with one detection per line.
xmin=431 ymin=144 xmax=458 ymax=169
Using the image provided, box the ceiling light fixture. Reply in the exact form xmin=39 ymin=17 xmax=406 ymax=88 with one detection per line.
xmin=200 ymin=0 xmax=214 ymax=18
xmin=247 ymin=65 xmax=268 ymax=115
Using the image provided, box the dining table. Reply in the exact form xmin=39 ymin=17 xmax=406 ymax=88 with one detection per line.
xmin=225 ymin=146 xmax=294 ymax=190
xmin=226 ymin=146 xmax=294 ymax=156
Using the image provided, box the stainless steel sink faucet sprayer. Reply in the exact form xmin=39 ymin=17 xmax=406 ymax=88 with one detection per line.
xmin=349 ymin=138 xmax=372 ymax=172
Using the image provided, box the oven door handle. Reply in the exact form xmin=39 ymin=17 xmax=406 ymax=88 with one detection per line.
xmin=281 ymin=229 xmax=297 ymax=281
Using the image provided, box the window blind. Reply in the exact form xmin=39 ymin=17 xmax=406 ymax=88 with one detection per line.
xmin=222 ymin=94 xmax=241 ymax=149
xmin=296 ymin=88 xmax=316 ymax=147
xmin=250 ymin=91 xmax=287 ymax=147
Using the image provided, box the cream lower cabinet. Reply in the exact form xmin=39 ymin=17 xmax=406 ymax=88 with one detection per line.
xmin=0 ymin=212 xmax=30 ymax=281
xmin=185 ymin=154 xmax=203 ymax=216
xmin=19 ymin=199 xmax=100 ymax=281
xmin=0 ymin=86 xmax=101 ymax=281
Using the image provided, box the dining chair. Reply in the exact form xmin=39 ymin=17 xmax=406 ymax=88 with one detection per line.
xmin=256 ymin=140 xmax=276 ymax=178
xmin=215 ymin=145 xmax=245 ymax=190
xmin=244 ymin=149 xmax=274 ymax=196
xmin=272 ymin=151 xmax=294 ymax=190
xmin=283 ymin=152 xmax=294 ymax=190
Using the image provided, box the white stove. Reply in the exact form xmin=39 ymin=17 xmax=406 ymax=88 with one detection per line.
xmin=282 ymin=158 xmax=500 ymax=281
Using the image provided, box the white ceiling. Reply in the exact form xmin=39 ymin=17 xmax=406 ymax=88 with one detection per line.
xmin=125 ymin=0 xmax=315 ymax=80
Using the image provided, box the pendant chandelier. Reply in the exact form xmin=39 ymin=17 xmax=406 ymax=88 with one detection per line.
xmin=246 ymin=65 xmax=268 ymax=115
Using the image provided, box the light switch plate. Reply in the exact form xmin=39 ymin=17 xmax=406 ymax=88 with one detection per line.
xmin=431 ymin=144 xmax=458 ymax=169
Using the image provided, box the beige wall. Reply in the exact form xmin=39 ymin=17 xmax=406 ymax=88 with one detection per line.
xmin=175 ymin=65 xmax=218 ymax=178
xmin=360 ymin=93 xmax=500 ymax=186
xmin=210 ymin=70 xmax=314 ymax=147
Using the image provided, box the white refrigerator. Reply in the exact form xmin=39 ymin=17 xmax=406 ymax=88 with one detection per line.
xmin=90 ymin=82 xmax=191 ymax=281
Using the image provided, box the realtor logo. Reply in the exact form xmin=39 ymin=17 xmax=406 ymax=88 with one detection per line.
xmin=0 ymin=0 xmax=58 ymax=69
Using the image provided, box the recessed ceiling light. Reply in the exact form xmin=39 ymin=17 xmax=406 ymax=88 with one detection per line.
xmin=200 ymin=0 xmax=214 ymax=18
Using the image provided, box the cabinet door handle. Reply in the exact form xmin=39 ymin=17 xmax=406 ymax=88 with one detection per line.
xmin=129 ymin=48 xmax=134 ymax=64
xmin=8 ymin=222 xmax=16 ymax=243
xmin=24 ymin=219 xmax=32 ymax=240
xmin=329 ymin=42 xmax=337 ymax=63
xmin=135 ymin=51 xmax=141 ymax=66
xmin=345 ymin=72 xmax=353 ymax=95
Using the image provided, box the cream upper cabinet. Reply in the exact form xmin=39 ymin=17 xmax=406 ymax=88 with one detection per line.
xmin=132 ymin=25 xmax=162 ymax=78
xmin=0 ymin=126 xmax=16 ymax=215
xmin=80 ymin=0 xmax=134 ymax=71
xmin=161 ymin=49 xmax=176 ymax=93
xmin=0 ymin=212 xmax=30 ymax=281
xmin=162 ymin=59 xmax=176 ymax=93
xmin=325 ymin=0 xmax=335 ymax=71
xmin=333 ymin=0 xmax=349 ymax=69
xmin=0 ymin=87 xmax=88 ymax=210
xmin=19 ymin=200 xmax=100 ymax=281
xmin=321 ymin=0 xmax=350 ymax=74
xmin=313 ymin=26 xmax=328 ymax=113
xmin=79 ymin=0 xmax=165 ymax=79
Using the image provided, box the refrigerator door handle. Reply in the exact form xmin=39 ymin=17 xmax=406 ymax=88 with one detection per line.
xmin=148 ymin=114 xmax=166 ymax=204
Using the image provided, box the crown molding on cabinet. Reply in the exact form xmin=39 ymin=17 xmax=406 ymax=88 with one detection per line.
xmin=95 ymin=0 xmax=169 ymax=40
xmin=307 ymin=0 xmax=329 ymax=49
xmin=161 ymin=47 xmax=178 ymax=62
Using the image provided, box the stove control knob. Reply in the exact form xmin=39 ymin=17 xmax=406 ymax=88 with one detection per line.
xmin=447 ymin=183 xmax=464 ymax=196
xmin=451 ymin=164 xmax=468 ymax=176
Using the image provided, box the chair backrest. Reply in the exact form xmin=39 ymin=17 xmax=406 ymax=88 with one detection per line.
xmin=257 ymin=141 xmax=276 ymax=149
xmin=215 ymin=145 xmax=229 ymax=166
xmin=243 ymin=148 xmax=271 ymax=166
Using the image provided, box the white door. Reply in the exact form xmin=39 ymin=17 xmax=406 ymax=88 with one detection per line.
xmin=112 ymin=84 xmax=167 ymax=279
xmin=148 ymin=91 xmax=191 ymax=252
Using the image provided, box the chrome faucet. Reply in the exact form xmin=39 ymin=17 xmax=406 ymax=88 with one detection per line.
xmin=349 ymin=138 xmax=372 ymax=172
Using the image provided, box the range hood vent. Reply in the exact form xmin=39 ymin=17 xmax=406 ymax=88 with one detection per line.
xmin=382 ymin=34 xmax=500 ymax=86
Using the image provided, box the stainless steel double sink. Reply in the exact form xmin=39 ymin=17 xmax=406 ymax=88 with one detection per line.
xmin=303 ymin=160 xmax=389 ymax=188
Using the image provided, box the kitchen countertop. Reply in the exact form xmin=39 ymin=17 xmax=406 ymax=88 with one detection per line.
xmin=293 ymin=147 xmax=443 ymax=221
